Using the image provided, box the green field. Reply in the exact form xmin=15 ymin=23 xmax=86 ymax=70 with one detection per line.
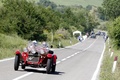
xmin=27 ymin=0 xmax=39 ymax=2
xmin=50 ymin=0 xmax=103 ymax=7
xmin=1 ymin=0 xmax=103 ymax=7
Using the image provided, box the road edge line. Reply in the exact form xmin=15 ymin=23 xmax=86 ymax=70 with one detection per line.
xmin=91 ymin=43 xmax=106 ymax=80
xmin=0 ymin=57 xmax=14 ymax=62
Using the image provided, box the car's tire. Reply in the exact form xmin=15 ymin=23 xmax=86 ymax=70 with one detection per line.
xmin=14 ymin=55 xmax=20 ymax=71
xmin=48 ymin=50 xmax=54 ymax=54
xmin=21 ymin=64 xmax=25 ymax=70
xmin=52 ymin=64 xmax=56 ymax=72
xmin=46 ymin=59 xmax=52 ymax=74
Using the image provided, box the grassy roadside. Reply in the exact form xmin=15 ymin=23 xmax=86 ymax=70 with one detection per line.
xmin=0 ymin=33 xmax=79 ymax=60
xmin=0 ymin=34 xmax=27 ymax=59
xmin=51 ymin=38 xmax=78 ymax=48
xmin=99 ymin=40 xmax=120 ymax=80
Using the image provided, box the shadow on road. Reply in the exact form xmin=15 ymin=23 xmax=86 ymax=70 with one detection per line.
xmin=18 ymin=68 xmax=65 ymax=75
xmin=49 ymin=71 xmax=65 ymax=75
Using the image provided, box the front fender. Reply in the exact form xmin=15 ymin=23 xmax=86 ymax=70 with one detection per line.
xmin=21 ymin=52 xmax=28 ymax=63
xmin=53 ymin=55 xmax=57 ymax=64
xmin=15 ymin=50 xmax=21 ymax=55
xmin=47 ymin=54 xmax=52 ymax=58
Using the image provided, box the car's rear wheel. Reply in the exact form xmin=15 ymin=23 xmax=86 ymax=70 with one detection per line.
xmin=14 ymin=55 xmax=20 ymax=71
xmin=52 ymin=64 xmax=56 ymax=72
xmin=21 ymin=64 xmax=25 ymax=70
xmin=46 ymin=59 xmax=52 ymax=74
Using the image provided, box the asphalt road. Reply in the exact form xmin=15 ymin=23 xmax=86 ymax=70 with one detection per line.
xmin=0 ymin=36 xmax=105 ymax=80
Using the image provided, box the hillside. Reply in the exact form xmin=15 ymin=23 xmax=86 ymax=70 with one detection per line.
xmin=0 ymin=0 xmax=103 ymax=8
xmin=50 ymin=0 xmax=103 ymax=7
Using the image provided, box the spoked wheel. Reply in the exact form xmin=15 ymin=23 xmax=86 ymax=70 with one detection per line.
xmin=14 ymin=55 xmax=20 ymax=71
xmin=46 ymin=59 xmax=52 ymax=74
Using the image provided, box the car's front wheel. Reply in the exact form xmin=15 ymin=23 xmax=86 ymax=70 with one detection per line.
xmin=46 ymin=59 xmax=52 ymax=74
xmin=14 ymin=55 xmax=20 ymax=71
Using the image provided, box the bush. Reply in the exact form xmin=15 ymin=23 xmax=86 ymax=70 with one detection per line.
xmin=108 ymin=17 xmax=120 ymax=48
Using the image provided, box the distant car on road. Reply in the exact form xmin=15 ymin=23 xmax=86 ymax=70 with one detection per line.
xmin=95 ymin=31 xmax=101 ymax=36
xmin=90 ymin=33 xmax=96 ymax=39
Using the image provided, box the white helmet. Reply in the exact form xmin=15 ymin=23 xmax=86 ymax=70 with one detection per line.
xmin=32 ymin=40 xmax=38 ymax=46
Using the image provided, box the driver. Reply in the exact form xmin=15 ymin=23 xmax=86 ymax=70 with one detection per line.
xmin=27 ymin=40 xmax=38 ymax=54
xmin=32 ymin=40 xmax=38 ymax=46
xmin=27 ymin=40 xmax=51 ymax=55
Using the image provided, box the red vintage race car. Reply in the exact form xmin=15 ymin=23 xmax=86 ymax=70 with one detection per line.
xmin=14 ymin=41 xmax=57 ymax=74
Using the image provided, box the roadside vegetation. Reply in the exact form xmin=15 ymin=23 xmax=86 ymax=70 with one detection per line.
xmin=0 ymin=0 xmax=99 ymax=58
xmin=99 ymin=40 xmax=120 ymax=80
xmin=0 ymin=33 xmax=78 ymax=59
xmin=0 ymin=0 xmax=98 ymax=41
xmin=0 ymin=33 xmax=27 ymax=59
xmin=98 ymin=0 xmax=120 ymax=79
xmin=0 ymin=0 xmax=100 ymax=59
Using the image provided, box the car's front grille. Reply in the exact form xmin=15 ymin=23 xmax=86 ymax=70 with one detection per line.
xmin=28 ymin=56 xmax=39 ymax=62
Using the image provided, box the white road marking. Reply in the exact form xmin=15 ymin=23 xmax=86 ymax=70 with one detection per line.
xmin=61 ymin=52 xmax=79 ymax=62
xmin=83 ymin=37 xmax=98 ymax=51
xmin=91 ymin=43 xmax=105 ymax=80
xmin=66 ymin=52 xmax=79 ymax=59
xmin=61 ymin=58 xmax=67 ymax=61
xmin=56 ymin=61 xmax=61 ymax=64
xmin=0 ymin=57 xmax=14 ymax=62
xmin=74 ymin=52 xmax=79 ymax=55
xmin=66 ymin=56 xmax=72 ymax=59
xmin=71 ymin=54 xmax=75 ymax=57
xmin=13 ymin=72 xmax=33 ymax=80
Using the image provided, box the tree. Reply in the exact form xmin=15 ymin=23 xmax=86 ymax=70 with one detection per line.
xmin=37 ymin=0 xmax=57 ymax=10
xmin=108 ymin=17 xmax=120 ymax=48
xmin=0 ymin=0 xmax=46 ymax=41
xmin=102 ymin=0 xmax=120 ymax=19
xmin=0 ymin=0 xmax=99 ymax=42
xmin=98 ymin=7 xmax=106 ymax=20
